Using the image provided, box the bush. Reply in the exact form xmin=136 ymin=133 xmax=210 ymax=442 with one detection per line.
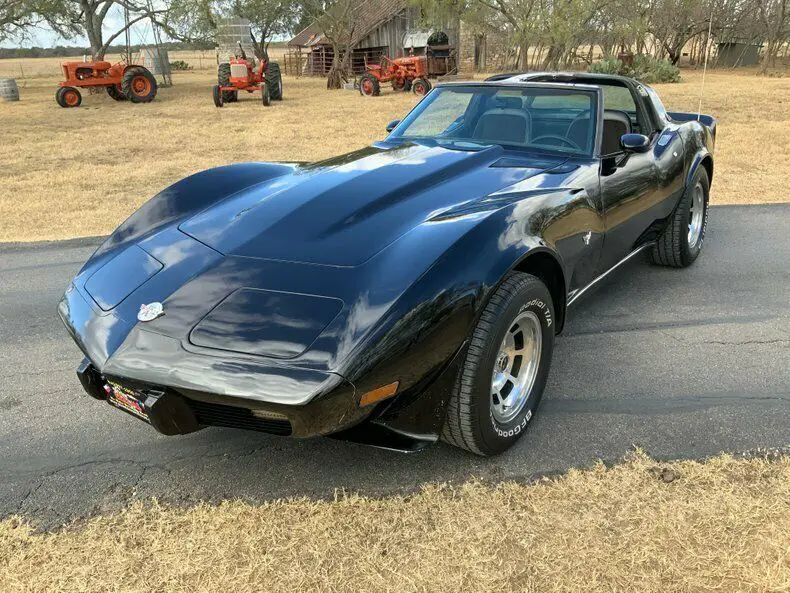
xmin=169 ymin=60 xmax=191 ymax=71
xmin=588 ymin=55 xmax=680 ymax=83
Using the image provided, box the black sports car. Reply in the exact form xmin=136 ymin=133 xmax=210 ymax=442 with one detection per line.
xmin=59 ymin=72 xmax=716 ymax=455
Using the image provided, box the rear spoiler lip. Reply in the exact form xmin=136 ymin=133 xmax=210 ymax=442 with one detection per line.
xmin=667 ymin=111 xmax=717 ymax=142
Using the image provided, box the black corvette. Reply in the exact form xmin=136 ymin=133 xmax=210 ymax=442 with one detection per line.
xmin=59 ymin=72 xmax=715 ymax=455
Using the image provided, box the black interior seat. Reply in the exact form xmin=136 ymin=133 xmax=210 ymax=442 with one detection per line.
xmin=567 ymin=109 xmax=632 ymax=155
xmin=602 ymin=109 xmax=632 ymax=155
xmin=473 ymin=96 xmax=531 ymax=144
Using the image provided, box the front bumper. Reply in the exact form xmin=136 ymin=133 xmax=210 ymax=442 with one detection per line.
xmin=76 ymin=358 xmax=368 ymax=438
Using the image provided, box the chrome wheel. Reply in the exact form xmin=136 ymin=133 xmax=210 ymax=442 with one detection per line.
xmin=688 ymin=183 xmax=704 ymax=248
xmin=490 ymin=310 xmax=542 ymax=423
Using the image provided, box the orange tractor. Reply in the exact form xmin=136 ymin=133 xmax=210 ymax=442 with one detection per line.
xmin=56 ymin=61 xmax=157 ymax=107
xmin=358 ymin=55 xmax=432 ymax=97
xmin=212 ymin=42 xmax=283 ymax=107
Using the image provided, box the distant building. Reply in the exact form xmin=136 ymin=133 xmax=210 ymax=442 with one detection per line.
xmin=286 ymin=0 xmax=458 ymax=77
xmin=716 ymin=41 xmax=762 ymax=67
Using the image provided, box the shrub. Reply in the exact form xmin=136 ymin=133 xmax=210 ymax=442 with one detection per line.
xmin=169 ymin=60 xmax=191 ymax=71
xmin=588 ymin=55 xmax=680 ymax=83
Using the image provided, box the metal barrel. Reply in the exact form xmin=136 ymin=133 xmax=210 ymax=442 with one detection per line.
xmin=137 ymin=48 xmax=172 ymax=76
xmin=0 ymin=78 xmax=20 ymax=102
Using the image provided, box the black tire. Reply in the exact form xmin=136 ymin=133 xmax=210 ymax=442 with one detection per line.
xmin=359 ymin=73 xmax=380 ymax=97
xmin=217 ymin=63 xmax=237 ymax=102
xmin=441 ymin=272 xmax=555 ymax=456
xmin=261 ymin=83 xmax=271 ymax=106
xmin=412 ymin=77 xmax=431 ymax=96
xmin=121 ymin=66 xmax=157 ymax=103
xmin=266 ymin=62 xmax=283 ymax=100
xmin=651 ymin=167 xmax=710 ymax=267
xmin=106 ymin=85 xmax=127 ymax=101
xmin=55 ymin=86 xmax=81 ymax=108
xmin=212 ymin=84 xmax=223 ymax=108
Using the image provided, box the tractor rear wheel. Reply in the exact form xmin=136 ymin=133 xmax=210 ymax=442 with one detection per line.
xmin=56 ymin=86 xmax=81 ymax=108
xmin=412 ymin=78 xmax=431 ymax=96
xmin=217 ymin=63 xmax=237 ymax=102
xmin=266 ymin=62 xmax=283 ymax=100
xmin=212 ymin=85 xmax=224 ymax=108
xmin=107 ymin=85 xmax=126 ymax=101
xmin=261 ymin=83 xmax=271 ymax=106
xmin=359 ymin=73 xmax=380 ymax=97
xmin=122 ymin=66 xmax=157 ymax=103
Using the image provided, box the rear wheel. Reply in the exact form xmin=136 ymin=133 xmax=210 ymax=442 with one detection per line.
xmin=122 ymin=66 xmax=157 ymax=103
xmin=359 ymin=73 xmax=380 ymax=97
xmin=217 ymin=63 xmax=237 ymax=102
xmin=266 ymin=62 xmax=283 ymax=100
xmin=412 ymin=77 xmax=431 ymax=96
xmin=212 ymin=84 xmax=224 ymax=108
xmin=55 ymin=86 xmax=81 ymax=108
xmin=441 ymin=272 xmax=555 ymax=456
xmin=106 ymin=85 xmax=126 ymax=101
xmin=651 ymin=167 xmax=710 ymax=267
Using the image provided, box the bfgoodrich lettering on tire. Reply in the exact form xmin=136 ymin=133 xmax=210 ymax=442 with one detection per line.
xmin=441 ymin=272 xmax=555 ymax=455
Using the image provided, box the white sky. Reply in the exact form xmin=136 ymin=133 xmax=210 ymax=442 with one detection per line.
xmin=1 ymin=6 xmax=158 ymax=49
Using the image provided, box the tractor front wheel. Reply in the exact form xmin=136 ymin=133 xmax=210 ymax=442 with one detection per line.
xmin=412 ymin=78 xmax=431 ymax=96
xmin=262 ymin=83 xmax=271 ymax=106
xmin=217 ymin=63 xmax=237 ymax=102
xmin=212 ymin=85 xmax=224 ymax=108
xmin=122 ymin=66 xmax=157 ymax=103
xmin=107 ymin=85 xmax=127 ymax=101
xmin=359 ymin=73 xmax=380 ymax=97
xmin=55 ymin=86 xmax=81 ymax=108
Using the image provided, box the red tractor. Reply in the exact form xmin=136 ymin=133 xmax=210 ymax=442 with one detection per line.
xmin=358 ymin=55 xmax=432 ymax=97
xmin=56 ymin=61 xmax=157 ymax=108
xmin=213 ymin=42 xmax=283 ymax=108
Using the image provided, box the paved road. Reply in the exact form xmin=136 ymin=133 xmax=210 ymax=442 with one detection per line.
xmin=1 ymin=205 xmax=788 ymax=529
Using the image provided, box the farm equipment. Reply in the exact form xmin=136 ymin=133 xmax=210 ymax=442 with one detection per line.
xmin=213 ymin=42 xmax=283 ymax=108
xmin=55 ymin=61 xmax=157 ymax=108
xmin=358 ymin=55 xmax=432 ymax=97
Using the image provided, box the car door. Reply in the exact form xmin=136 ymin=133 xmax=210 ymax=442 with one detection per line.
xmin=597 ymin=87 xmax=663 ymax=271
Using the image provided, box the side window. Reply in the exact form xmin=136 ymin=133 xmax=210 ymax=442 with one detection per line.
xmin=602 ymin=85 xmax=637 ymax=113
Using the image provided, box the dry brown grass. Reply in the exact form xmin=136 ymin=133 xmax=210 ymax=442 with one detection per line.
xmin=0 ymin=66 xmax=788 ymax=242
xmin=1 ymin=451 xmax=788 ymax=593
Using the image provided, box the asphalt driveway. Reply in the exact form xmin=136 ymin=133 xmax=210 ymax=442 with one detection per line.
xmin=1 ymin=204 xmax=788 ymax=529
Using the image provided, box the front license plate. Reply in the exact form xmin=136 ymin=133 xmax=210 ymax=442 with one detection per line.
xmin=106 ymin=382 xmax=150 ymax=423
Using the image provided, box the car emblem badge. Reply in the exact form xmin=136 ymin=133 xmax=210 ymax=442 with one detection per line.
xmin=582 ymin=231 xmax=592 ymax=246
xmin=137 ymin=302 xmax=164 ymax=322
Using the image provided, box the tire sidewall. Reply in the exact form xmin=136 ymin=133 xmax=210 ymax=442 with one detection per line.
xmin=681 ymin=167 xmax=710 ymax=264
xmin=472 ymin=282 xmax=555 ymax=454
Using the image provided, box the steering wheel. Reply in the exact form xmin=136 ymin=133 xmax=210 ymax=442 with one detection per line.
xmin=530 ymin=134 xmax=581 ymax=150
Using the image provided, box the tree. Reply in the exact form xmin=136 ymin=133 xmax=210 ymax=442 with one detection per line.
xmin=301 ymin=0 xmax=358 ymax=89
xmin=755 ymin=0 xmax=789 ymax=72
xmin=229 ymin=0 xmax=298 ymax=59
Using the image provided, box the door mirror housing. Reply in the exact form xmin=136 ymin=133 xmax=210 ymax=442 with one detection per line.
xmin=386 ymin=120 xmax=400 ymax=133
xmin=620 ymin=133 xmax=651 ymax=153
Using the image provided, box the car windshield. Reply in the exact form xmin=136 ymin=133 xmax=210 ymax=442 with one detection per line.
xmin=389 ymin=85 xmax=598 ymax=156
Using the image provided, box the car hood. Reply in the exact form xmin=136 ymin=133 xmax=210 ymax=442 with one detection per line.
xmin=179 ymin=142 xmax=567 ymax=266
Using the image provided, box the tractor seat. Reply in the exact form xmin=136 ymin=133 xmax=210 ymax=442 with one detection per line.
xmin=473 ymin=103 xmax=531 ymax=145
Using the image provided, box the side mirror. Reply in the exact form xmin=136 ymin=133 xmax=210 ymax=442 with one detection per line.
xmin=386 ymin=120 xmax=400 ymax=133
xmin=620 ymin=133 xmax=651 ymax=153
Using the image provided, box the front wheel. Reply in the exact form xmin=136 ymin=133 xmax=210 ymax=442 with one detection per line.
xmin=212 ymin=85 xmax=223 ymax=107
xmin=441 ymin=272 xmax=555 ymax=456
xmin=261 ymin=83 xmax=271 ymax=106
xmin=412 ymin=77 xmax=431 ymax=96
xmin=651 ymin=167 xmax=710 ymax=267
xmin=55 ymin=86 xmax=81 ymax=108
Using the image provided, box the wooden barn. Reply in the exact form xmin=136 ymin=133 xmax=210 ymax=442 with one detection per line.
xmin=285 ymin=0 xmax=458 ymax=77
